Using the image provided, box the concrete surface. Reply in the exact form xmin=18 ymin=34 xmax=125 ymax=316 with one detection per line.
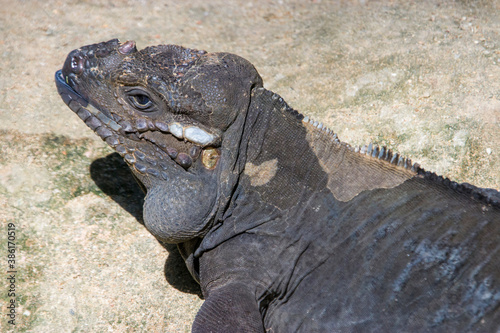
xmin=0 ymin=0 xmax=498 ymax=331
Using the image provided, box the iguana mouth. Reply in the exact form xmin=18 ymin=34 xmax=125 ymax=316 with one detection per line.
xmin=55 ymin=70 xmax=221 ymax=174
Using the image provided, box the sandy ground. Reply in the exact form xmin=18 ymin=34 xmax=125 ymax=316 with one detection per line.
xmin=0 ymin=0 xmax=499 ymax=332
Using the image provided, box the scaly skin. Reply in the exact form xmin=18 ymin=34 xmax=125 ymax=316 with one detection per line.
xmin=56 ymin=39 xmax=500 ymax=332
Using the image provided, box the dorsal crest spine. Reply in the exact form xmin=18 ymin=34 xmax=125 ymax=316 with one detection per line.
xmin=286 ymin=98 xmax=499 ymax=208
xmin=255 ymin=87 xmax=499 ymax=207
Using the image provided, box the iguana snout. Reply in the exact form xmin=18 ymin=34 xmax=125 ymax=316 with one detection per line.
xmin=56 ymin=39 xmax=223 ymax=175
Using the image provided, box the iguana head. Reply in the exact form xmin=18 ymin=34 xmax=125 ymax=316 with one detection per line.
xmin=56 ymin=39 xmax=263 ymax=243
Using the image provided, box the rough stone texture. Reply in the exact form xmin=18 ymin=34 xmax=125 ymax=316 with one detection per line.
xmin=0 ymin=0 xmax=498 ymax=332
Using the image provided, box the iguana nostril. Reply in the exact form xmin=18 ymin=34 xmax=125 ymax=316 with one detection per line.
xmin=70 ymin=55 xmax=85 ymax=75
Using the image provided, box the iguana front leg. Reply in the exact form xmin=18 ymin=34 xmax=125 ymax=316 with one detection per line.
xmin=192 ymin=284 xmax=264 ymax=333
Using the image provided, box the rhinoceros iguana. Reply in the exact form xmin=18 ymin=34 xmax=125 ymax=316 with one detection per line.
xmin=55 ymin=39 xmax=500 ymax=332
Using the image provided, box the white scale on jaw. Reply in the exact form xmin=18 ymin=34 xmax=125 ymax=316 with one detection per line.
xmin=83 ymin=103 xmax=216 ymax=146
xmin=155 ymin=121 xmax=216 ymax=146
xmin=184 ymin=126 xmax=216 ymax=146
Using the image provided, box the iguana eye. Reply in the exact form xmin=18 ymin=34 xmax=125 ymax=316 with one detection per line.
xmin=127 ymin=89 xmax=154 ymax=111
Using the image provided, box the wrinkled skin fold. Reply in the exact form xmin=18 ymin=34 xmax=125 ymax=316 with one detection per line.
xmin=56 ymin=39 xmax=500 ymax=332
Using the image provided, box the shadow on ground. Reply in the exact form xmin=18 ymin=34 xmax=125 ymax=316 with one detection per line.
xmin=90 ymin=152 xmax=202 ymax=297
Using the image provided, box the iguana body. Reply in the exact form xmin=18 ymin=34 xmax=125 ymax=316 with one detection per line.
xmin=55 ymin=39 xmax=500 ymax=332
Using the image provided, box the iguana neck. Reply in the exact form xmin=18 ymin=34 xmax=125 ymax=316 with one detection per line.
xmin=196 ymin=88 xmax=417 ymax=255
xmin=240 ymin=87 xmax=416 ymax=209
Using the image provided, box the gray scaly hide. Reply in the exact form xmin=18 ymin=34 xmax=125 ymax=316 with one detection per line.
xmin=56 ymin=39 xmax=500 ymax=332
